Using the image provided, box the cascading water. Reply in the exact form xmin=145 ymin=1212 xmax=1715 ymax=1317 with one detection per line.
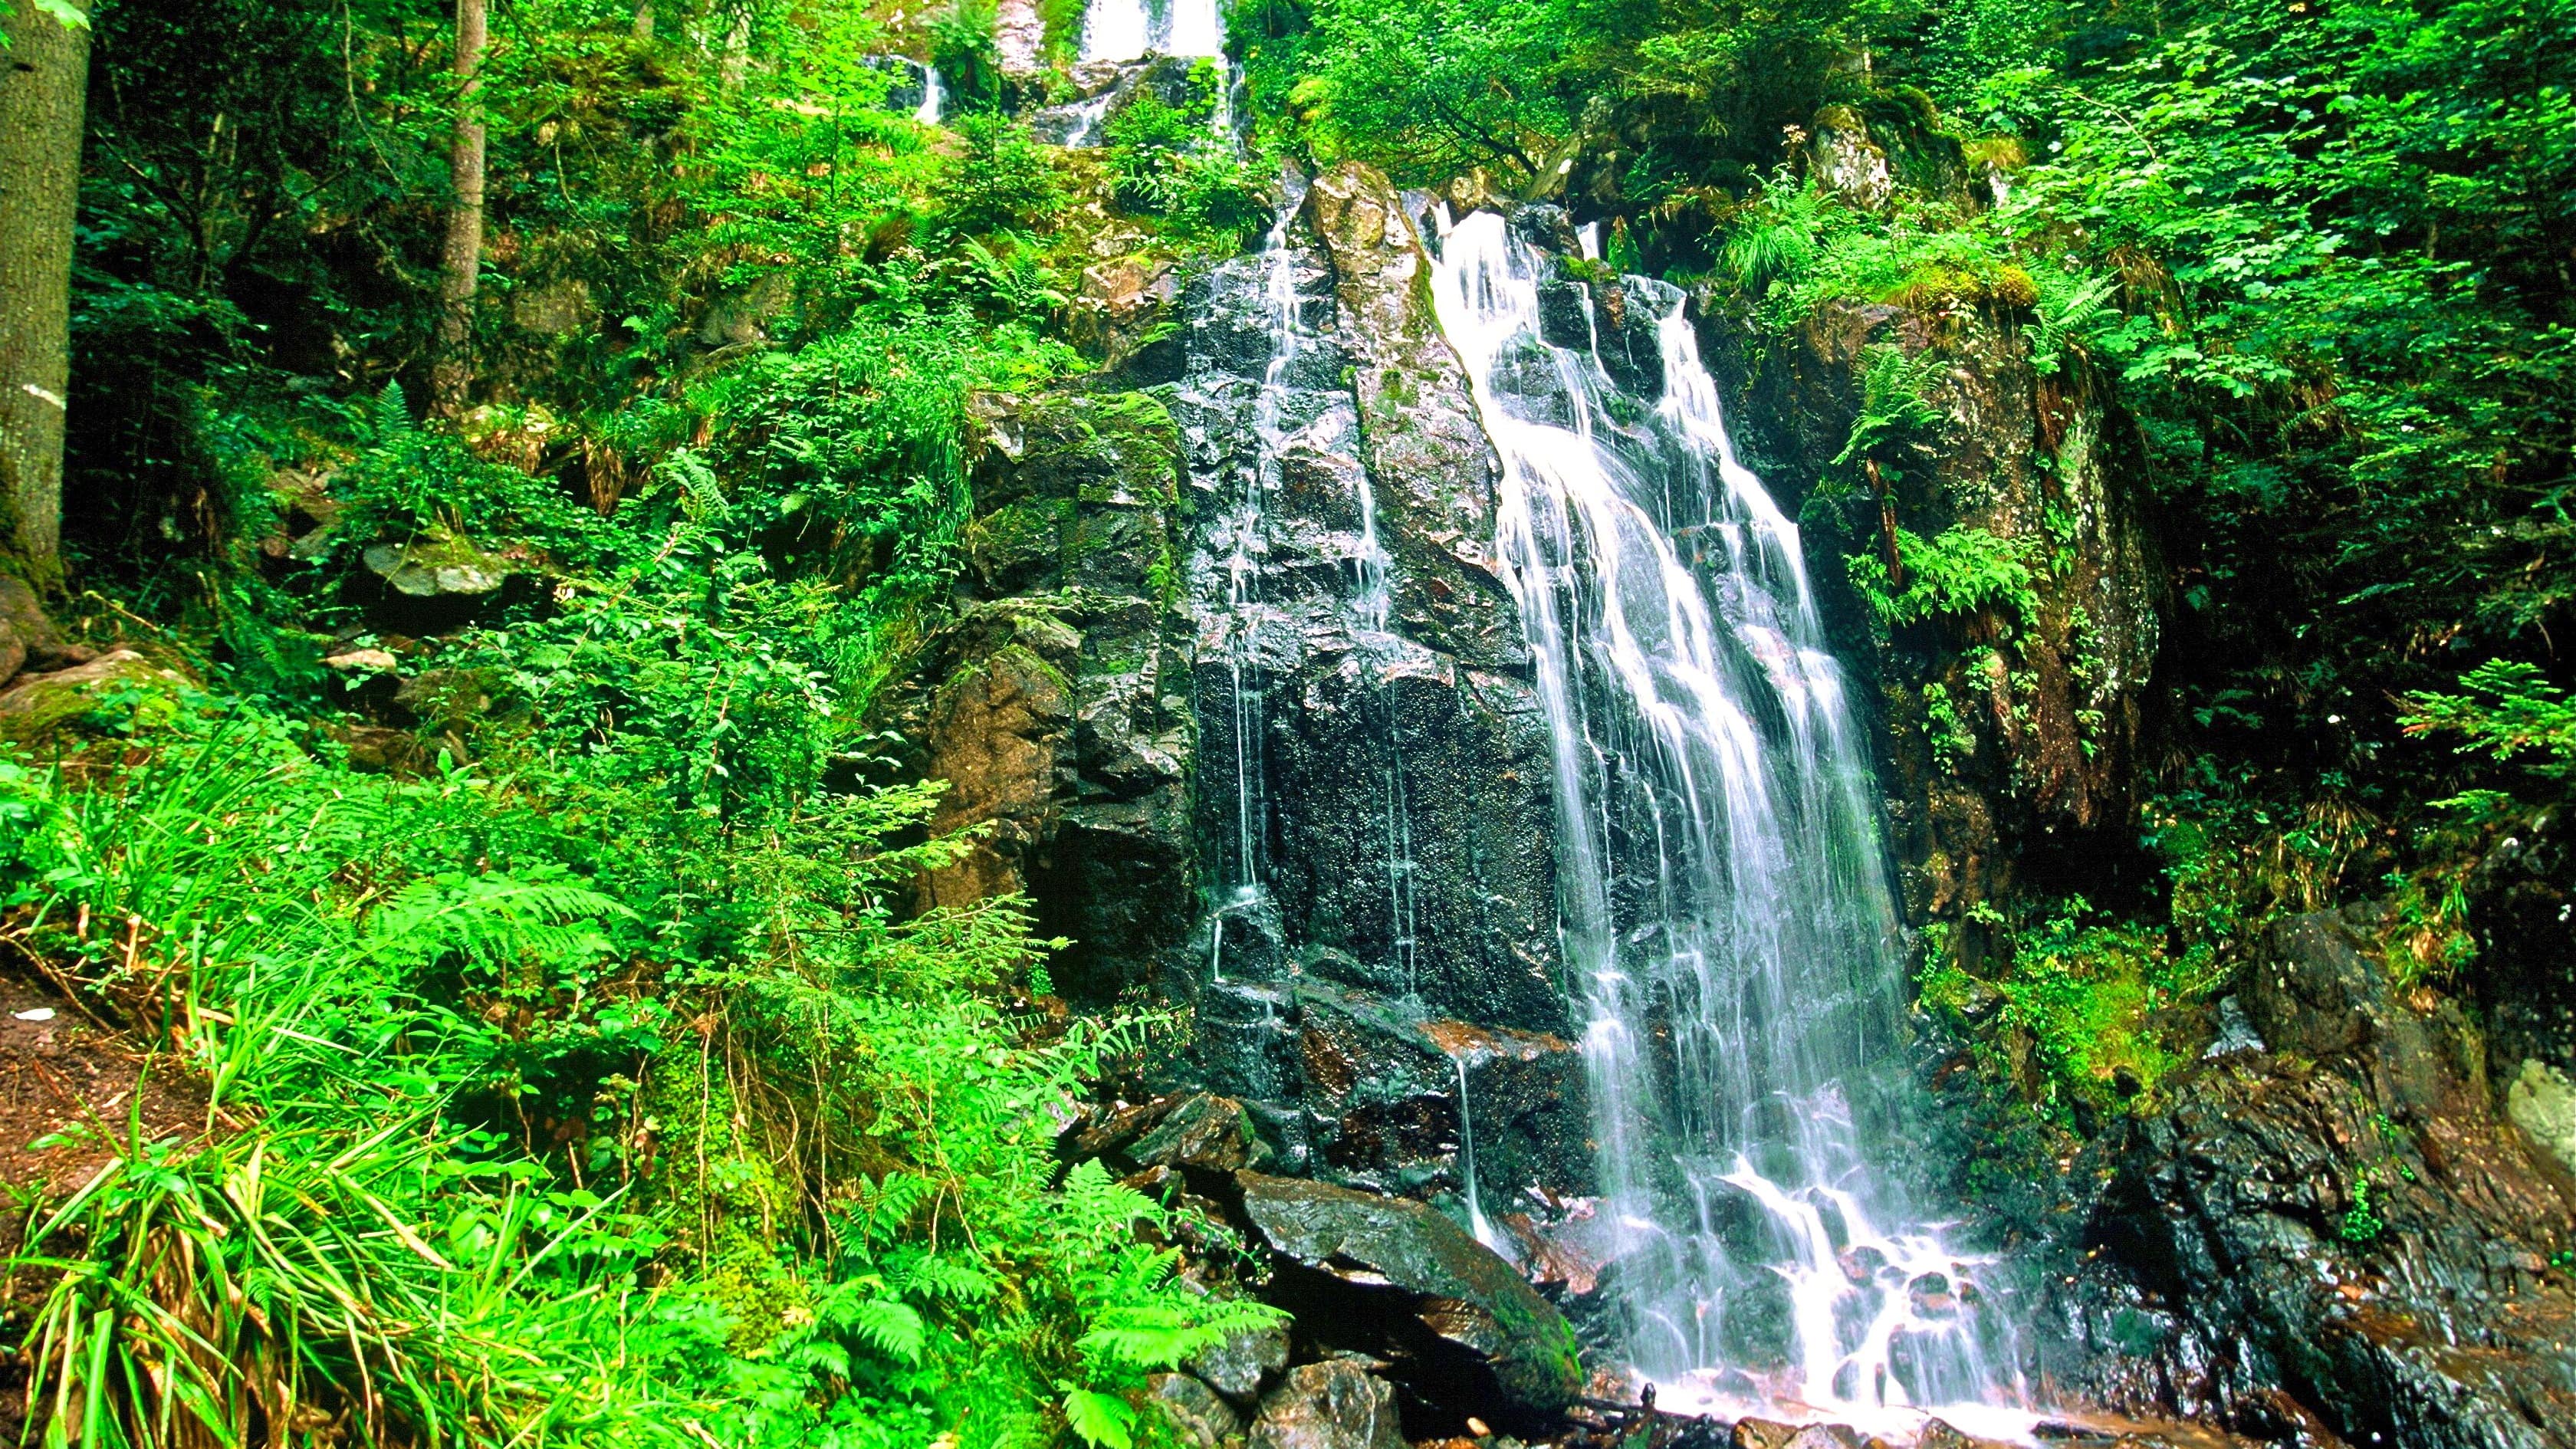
xmin=1080 ymin=0 xmax=1226 ymax=61
xmin=1426 ymin=206 xmax=2029 ymax=1433
xmin=1217 ymin=197 xmax=1308 ymax=915
xmin=913 ymin=61 xmax=945 ymax=124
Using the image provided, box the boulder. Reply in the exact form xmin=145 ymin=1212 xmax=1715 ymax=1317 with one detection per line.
xmin=393 ymin=668 xmax=498 ymax=733
xmin=362 ymin=537 xmax=510 ymax=600
xmin=1150 ymin=1372 xmax=1244 ymax=1449
xmin=1070 ymin=255 xmax=1184 ymax=380
xmin=0 ymin=649 xmax=191 ymax=741
xmin=1189 ymin=1318 xmax=1290 ymax=1403
xmin=1248 ymin=1359 xmax=1405 ymax=1449
xmin=2239 ymin=911 xmax=2392 ymax=1062
xmin=2078 ymin=909 xmax=2576 ymax=1448
xmin=330 ymin=723 xmax=432 ymax=776
xmin=2506 ymin=1059 xmax=2576 ymax=1180
xmin=359 ymin=533 xmax=530 ymax=632
xmin=1237 ymin=1171 xmax=1582 ymax=1424
xmin=1131 ymin=1092 xmax=1273 ymax=1175
xmin=1912 ymin=1422 xmax=2016 ymax=1449
xmin=1804 ymin=106 xmax=1894 ymax=210
xmin=1730 ymin=1421 xmax=1799 ymax=1449
xmin=322 ymin=648 xmax=399 ymax=675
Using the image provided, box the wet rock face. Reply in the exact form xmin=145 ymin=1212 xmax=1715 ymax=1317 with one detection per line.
xmin=911 ymin=382 xmax=1198 ymax=1002
xmin=1024 ymin=55 xmax=1203 ymax=146
xmin=1250 ymin=1359 xmax=1408 ymax=1449
xmin=1717 ymin=290 xmax=2168 ymax=949
xmin=1165 ymin=163 xmax=1577 ymax=1197
xmin=1238 ymin=1171 xmax=1584 ymax=1429
xmin=1305 ymin=166 xmax=1530 ymax=675
xmin=902 ymin=166 xmax=1584 ymax=1219
xmin=2073 ymin=910 xmax=2576 ymax=1448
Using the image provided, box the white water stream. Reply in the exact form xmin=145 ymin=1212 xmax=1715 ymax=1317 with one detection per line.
xmin=1426 ymin=208 xmax=2029 ymax=1432
xmin=914 ymin=61 xmax=945 ymax=124
xmin=1080 ymin=0 xmax=1225 ymax=61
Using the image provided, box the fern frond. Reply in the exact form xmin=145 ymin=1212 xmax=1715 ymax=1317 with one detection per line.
xmin=364 ymin=867 xmax=630 ymax=973
xmin=373 ymin=382 xmax=415 ymax=450
xmin=1063 ymin=1389 xmax=1135 ymax=1449
xmin=841 ymin=1298 xmax=926 ymax=1366
xmin=890 ymin=1250 xmax=994 ymax=1303
xmin=841 ymin=1171 xmax=935 ymax=1250
xmin=2033 ymin=271 xmax=2120 ymax=376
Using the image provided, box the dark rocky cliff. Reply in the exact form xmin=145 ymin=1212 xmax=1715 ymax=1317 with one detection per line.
xmin=892 ymin=163 xmax=1589 ymax=1217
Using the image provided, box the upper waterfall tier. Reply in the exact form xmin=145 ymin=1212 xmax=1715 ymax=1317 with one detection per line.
xmin=1081 ymin=0 xmax=1225 ymax=61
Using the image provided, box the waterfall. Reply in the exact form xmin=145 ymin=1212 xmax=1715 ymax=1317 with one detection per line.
xmin=1080 ymin=0 xmax=1226 ymax=61
xmin=1426 ymin=207 xmax=2027 ymax=1431
xmin=1454 ymin=1053 xmax=1505 ymax=1254
xmin=913 ymin=61 xmax=944 ymax=124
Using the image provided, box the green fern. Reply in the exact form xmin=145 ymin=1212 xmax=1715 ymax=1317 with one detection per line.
xmin=372 ymin=380 xmax=416 ymax=450
xmin=1848 ymin=524 xmax=2042 ymax=630
xmin=364 ymin=866 xmax=630 ymax=974
xmin=2032 ymin=269 xmax=2120 ymax=376
xmin=1833 ymin=343 xmax=1948 ymax=478
xmin=833 ymin=1295 xmax=928 ymax=1366
xmin=1725 ymin=177 xmax=1832 ymax=293
xmin=1063 ymin=1388 xmax=1136 ymax=1449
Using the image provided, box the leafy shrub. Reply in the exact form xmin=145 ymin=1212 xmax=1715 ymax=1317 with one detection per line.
xmin=1922 ymin=895 xmax=2226 ymax=1126
xmin=1103 ymin=74 xmax=1273 ymax=250
xmin=332 ymin=383 xmax=607 ymax=562
xmin=934 ymin=113 xmax=1063 ymax=237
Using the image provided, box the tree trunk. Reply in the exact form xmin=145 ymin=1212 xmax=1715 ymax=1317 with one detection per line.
xmin=632 ymin=0 xmax=652 ymax=40
xmin=0 ymin=0 xmax=90 ymax=587
xmin=718 ymin=8 xmax=749 ymax=88
xmin=431 ymin=0 xmax=487 ymax=416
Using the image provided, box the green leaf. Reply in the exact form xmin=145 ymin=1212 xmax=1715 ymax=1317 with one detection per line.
xmin=1063 ymin=1389 xmax=1136 ymax=1449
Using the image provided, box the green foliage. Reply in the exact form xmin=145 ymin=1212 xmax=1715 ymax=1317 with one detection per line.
xmin=1924 ymin=678 xmax=1974 ymax=770
xmin=1290 ymin=0 xmax=1575 ymax=186
xmin=30 ymin=0 xmax=1315 ymax=1439
xmin=1848 ymin=524 xmax=2039 ymax=629
xmin=1103 ymin=70 xmax=1274 ymax=251
xmin=1830 ymin=342 xmax=1945 ymax=483
xmin=2402 ymin=659 xmax=2576 ymax=784
xmin=1722 ymin=176 xmax=1834 ymax=291
xmin=1922 ymin=895 xmax=2227 ymax=1126
xmin=936 ymin=113 xmax=1066 ymax=238
xmin=2338 ymin=1172 xmax=2387 ymax=1244
xmin=0 ymin=703 xmax=1278 ymax=1447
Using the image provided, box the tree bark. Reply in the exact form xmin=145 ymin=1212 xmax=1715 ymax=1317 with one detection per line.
xmin=0 ymin=0 xmax=90 ymax=586
xmin=631 ymin=0 xmax=652 ymax=40
xmin=431 ymin=0 xmax=487 ymax=416
xmin=718 ymin=8 xmax=749 ymax=88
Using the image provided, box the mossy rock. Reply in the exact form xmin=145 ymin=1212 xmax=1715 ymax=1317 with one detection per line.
xmin=972 ymin=385 xmax=1184 ymax=514
xmin=0 ymin=649 xmax=197 ymax=746
xmin=1237 ymin=1171 xmax=1583 ymax=1418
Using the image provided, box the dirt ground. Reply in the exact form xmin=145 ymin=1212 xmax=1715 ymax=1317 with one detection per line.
xmin=0 ymin=963 xmax=209 ymax=1438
